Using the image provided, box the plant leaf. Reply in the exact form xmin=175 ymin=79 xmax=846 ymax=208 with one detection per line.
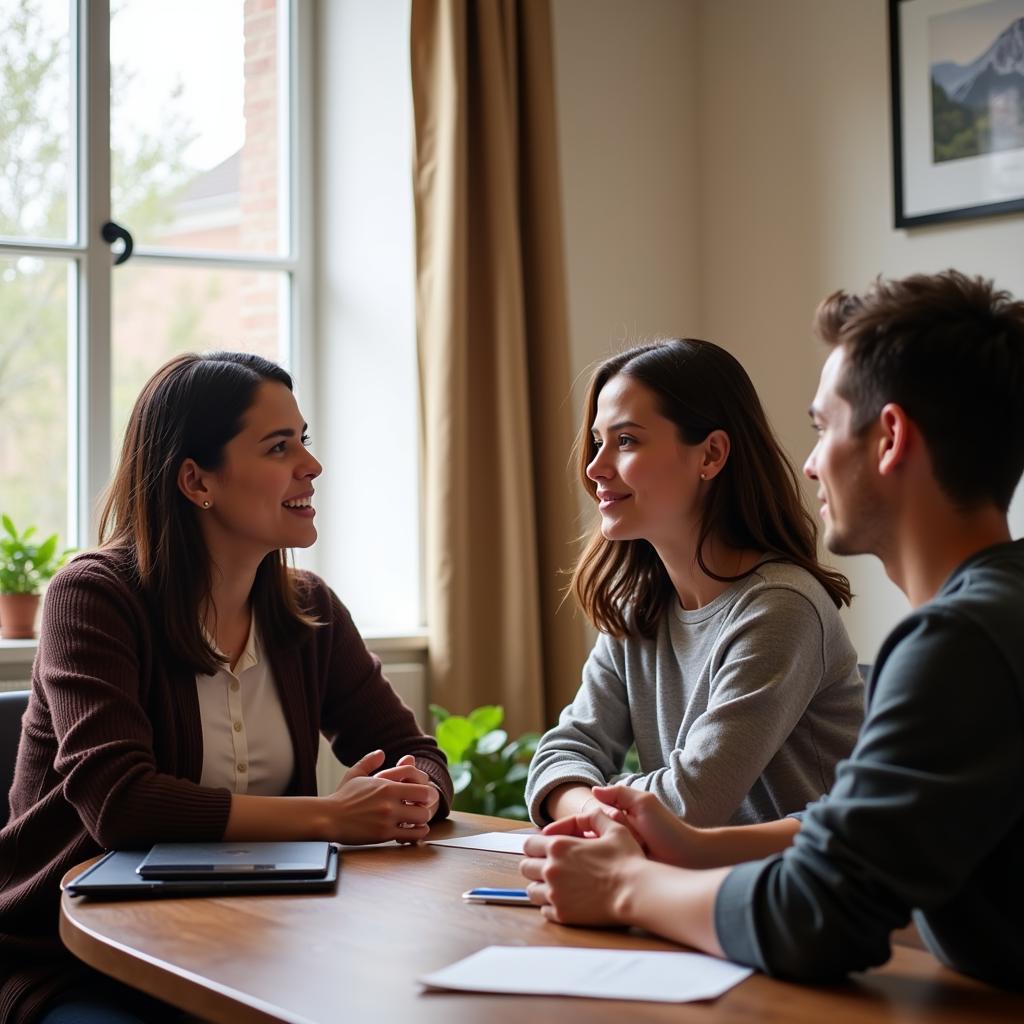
xmin=1 ymin=515 xmax=15 ymax=539
xmin=450 ymin=764 xmax=473 ymax=794
xmin=467 ymin=704 xmax=503 ymax=738
xmin=436 ymin=716 xmax=475 ymax=764
xmin=468 ymin=750 xmax=507 ymax=783
xmin=475 ymin=728 xmax=508 ymax=756
xmin=504 ymin=732 xmax=541 ymax=760
xmin=34 ymin=534 xmax=57 ymax=566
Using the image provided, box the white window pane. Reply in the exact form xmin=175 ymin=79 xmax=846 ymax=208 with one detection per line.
xmin=110 ymin=0 xmax=285 ymax=255
xmin=0 ymin=256 xmax=69 ymax=543
xmin=0 ymin=0 xmax=74 ymax=242
xmin=111 ymin=262 xmax=286 ymax=455
xmin=316 ymin=0 xmax=420 ymax=632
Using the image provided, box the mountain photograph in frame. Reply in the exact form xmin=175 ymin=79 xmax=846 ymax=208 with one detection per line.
xmin=890 ymin=0 xmax=1024 ymax=225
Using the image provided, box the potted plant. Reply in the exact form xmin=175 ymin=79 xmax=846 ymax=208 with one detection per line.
xmin=430 ymin=703 xmax=540 ymax=820
xmin=0 ymin=515 xmax=73 ymax=639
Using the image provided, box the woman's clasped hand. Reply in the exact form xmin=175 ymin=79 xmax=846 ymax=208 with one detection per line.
xmin=327 ymin=751 xmax=440 ymax=844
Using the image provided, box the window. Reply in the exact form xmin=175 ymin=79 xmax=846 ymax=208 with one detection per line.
xmin=0 ymin=0 xmax=311 ymax=551
xmin=1 ymin=0 xmax=423 ymax=642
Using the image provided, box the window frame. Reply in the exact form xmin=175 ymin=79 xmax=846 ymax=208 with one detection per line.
xmin=0 ymin=0 xmax=315 ymax=552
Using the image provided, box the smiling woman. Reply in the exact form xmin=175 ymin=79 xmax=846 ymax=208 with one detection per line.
xmin=526 ymin=338 xmax=864 ymax=831
xmin=0 ymin=351 xmax=453 ymax=1024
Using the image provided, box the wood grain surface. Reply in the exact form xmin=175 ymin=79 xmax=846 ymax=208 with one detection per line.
xmin=59 ymin=812 xmax=1023 ymax=1024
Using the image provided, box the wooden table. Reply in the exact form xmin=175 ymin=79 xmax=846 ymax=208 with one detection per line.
xmin=60 ymin=812 xmax=1023 ymax=1024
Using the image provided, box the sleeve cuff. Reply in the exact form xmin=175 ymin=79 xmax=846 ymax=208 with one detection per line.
xmin=713 ymin=858 xmax=776 ymax=971
xmin=526 ymin=768 xmax=604 ymax=826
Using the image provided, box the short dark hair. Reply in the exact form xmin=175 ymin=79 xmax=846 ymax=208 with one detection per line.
xmin=98 ymin=351 xmax=317 ymax=673
xmin=814 ymin=270 xmax=1024 ymax=511
xmin=572 ymin=338 xmax=851 ymax=639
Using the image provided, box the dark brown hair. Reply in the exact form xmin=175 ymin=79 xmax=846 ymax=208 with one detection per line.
xmin=571 ymin=338 xmax=851 ymax=638
xmin=98 ymin=351 xmax=317 ymax=673
xmin=814 ymin=270 xmax=1024 ymax=511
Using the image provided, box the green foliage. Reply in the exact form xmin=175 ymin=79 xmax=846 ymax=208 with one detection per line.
xmin=930 ymin=77 xmax=1024 ymax=164
xmin=0 ymin=514 xmax=72 ymax=594
xmin=430 ymin=703 xmax=540 ymax=820
xmin=932 ymin=79 xmax=986 ymax=163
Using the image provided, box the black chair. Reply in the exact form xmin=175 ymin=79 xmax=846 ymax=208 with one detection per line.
xmin=0 ymin=690 xmax=30 ymax=827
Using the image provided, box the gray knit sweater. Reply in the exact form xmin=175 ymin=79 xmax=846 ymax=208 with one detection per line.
xmin=526 ymin=561 xmax=863 ymax=827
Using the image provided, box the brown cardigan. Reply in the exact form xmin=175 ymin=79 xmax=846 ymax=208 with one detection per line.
xmin=0 ymin=548 xmax=452 ymax=1023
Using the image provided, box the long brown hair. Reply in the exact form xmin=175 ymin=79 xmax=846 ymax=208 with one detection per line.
xmin=572 ymin=339 xmax=851 ymax=638
xmin=98 ymin=351 xmax=318 ymax=673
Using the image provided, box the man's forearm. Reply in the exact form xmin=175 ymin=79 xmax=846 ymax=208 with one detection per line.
xmin=617 ymin=859 xmax=731 ymax=955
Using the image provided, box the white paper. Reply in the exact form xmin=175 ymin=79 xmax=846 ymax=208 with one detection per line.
xmin=420 ymin=945 xmax=753 ymax=1002
xmin=425 ymin=832 xmax=530 ymax=854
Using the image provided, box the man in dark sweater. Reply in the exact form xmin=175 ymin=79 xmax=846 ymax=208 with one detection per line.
xmin=520 ymin=269 xmax=1024 ymax=991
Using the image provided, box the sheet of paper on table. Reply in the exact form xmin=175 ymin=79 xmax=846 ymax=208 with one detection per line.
xmin=420 ymin=945 xmax=753 ymax=1002
xmin=425 ymin=832 xmax=531 ymax=854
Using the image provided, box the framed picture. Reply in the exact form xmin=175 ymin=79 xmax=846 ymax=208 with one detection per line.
xmin=890 ymin=0 xmax=1024 ymax=227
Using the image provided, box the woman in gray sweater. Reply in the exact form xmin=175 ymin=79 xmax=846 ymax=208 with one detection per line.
xmin=526 ymin=339 xmax=862 ymax=828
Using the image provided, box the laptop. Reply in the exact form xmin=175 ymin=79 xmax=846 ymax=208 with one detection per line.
xmin=137 ymin=841 xmax=332 ymax=880
xmin=65 ymin=844 xmax=339 ymax=899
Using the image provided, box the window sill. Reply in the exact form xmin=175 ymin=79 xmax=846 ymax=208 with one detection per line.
xmin=0 ymin=639 xmax=37 ymax=664
xmin=0 ymin=631 xmax=428 ymax=680
xmin=363 ymin=630 xmax=428 ymax=659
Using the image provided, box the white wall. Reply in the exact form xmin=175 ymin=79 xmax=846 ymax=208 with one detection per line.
xmin=552 ymin=0 xmax=1024 ymax=662
xmin=698 ymin=0 xmax=1024 ymax=659
xmin=551 ymin=0 xmax=702 ymax=410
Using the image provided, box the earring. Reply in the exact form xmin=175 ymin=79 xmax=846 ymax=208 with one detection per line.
xmin=700 ymin=473 xmax=707 ymax=481
xmin=202 ymin=500 xmax=211 ymax=509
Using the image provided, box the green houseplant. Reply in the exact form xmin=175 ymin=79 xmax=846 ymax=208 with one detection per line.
xmin=0 ymin=514 xmax=73 ymax=639
xmin=430 ymin=703 xmax=540 ymax=820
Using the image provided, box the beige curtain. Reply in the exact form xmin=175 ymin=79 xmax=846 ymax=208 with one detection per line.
xmin=410 ymin=0 xmax=586 ymax=735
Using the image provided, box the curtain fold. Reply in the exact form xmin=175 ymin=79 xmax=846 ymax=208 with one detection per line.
xmin=411 ymin=0 xmax=586 ymax=734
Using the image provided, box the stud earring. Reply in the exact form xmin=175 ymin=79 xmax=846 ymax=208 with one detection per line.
xmin=700 ymin=473 xmax=707 ymax=481
xmin=202 ymin=500 xmax=211 ymax=509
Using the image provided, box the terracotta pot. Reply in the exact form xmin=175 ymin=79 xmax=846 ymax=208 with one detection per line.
xmin=0 ymin=593 xmax=40 ymax=639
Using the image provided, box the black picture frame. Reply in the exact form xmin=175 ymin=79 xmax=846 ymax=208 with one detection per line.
xmin=890 ymin=0 xmax=1024 ymax=227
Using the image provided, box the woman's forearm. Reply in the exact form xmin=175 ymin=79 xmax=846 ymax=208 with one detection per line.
xmin=544 ymin=782 xmax=595 ymax=822
xmin=693 ymin=816 xmax=800 ymax=869
xmin=223 ymin=765 xmax=439 ymax=845
xmin=224 ymin=794 xmax=332 ymax=841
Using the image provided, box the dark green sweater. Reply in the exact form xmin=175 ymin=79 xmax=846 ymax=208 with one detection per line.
xmin=715 ymin=540 xmax=1024 ymax=991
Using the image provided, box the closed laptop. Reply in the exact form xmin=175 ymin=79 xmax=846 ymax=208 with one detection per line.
xmin=137 ymin=841 xmax=332 ymax=880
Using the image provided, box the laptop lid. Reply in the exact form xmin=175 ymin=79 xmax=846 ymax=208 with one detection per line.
xmin=137 ymin=841 xmax=331 ymax=880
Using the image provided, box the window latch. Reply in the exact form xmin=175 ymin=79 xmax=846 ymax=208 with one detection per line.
xmin=100 ymin=221 xmax=134 ymax=266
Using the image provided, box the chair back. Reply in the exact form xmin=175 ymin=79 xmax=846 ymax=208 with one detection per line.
xmin=0 ymin=690 xmax=30 ymax=827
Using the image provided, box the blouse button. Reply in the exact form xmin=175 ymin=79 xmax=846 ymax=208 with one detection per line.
xmin=233 ymin=721 xmax=242 ymax=732
xmin=237 ymin=762 xmax=248 ymax=773
xmin=230 ymin=680 xmax=240 ymax=692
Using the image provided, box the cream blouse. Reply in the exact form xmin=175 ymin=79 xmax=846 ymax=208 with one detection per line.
xmin=195 ymin=613 xmax=295 ymax=795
